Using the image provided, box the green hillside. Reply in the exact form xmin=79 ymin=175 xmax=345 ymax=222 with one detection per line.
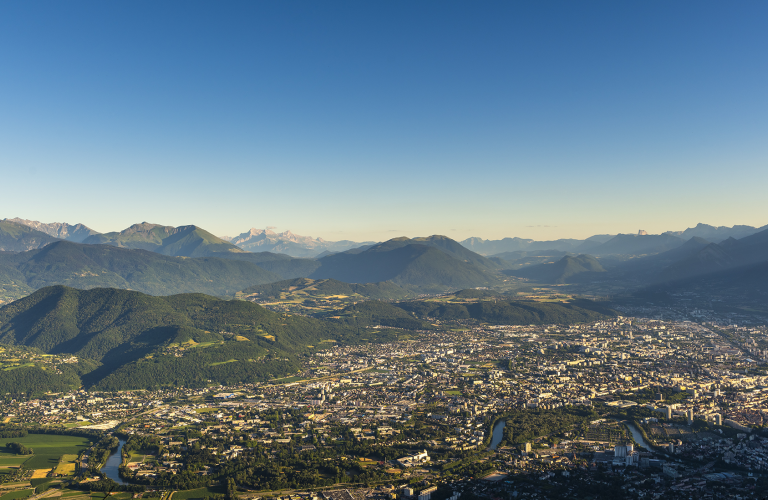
xmin=0 ymin=286 xmax=397 ymax=391
xmin=0 ymin=346 xmax=99 ymax=395
xmin=319 ymin=296 xmax=616 ymax=328
xmin=83 ymin=222 xmax=244 ymax=257
xmin=237 ymin=278 xmax=413 ymax=316
xmin=0 ymin=220 xmax=60 ymax=253
xmin=396 ymin=297 xmax=617 ymax=325
xmin=319 ymin=301 xmax=430 ymax=330
xmin=241 ymin=278 xmax=412 ymax=300
xmin=211 ymin=251 xmax=321 ymax=279
xmin=310 ymin=237 xmax=500 ymax=291
xmin=0 ymin=241 xmax=281 ymax=303
xmin=507 ymin=255 xmax=606 ymax=283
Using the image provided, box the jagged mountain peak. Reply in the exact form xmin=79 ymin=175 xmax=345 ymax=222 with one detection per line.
xmin=3 ymin=218 xmax=99 ymax=243
xmin=229 ymin=227 xmax=368 ymax=257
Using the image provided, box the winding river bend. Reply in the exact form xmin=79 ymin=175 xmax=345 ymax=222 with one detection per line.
xmin=100 ymin=439 xmax=127 ymax=485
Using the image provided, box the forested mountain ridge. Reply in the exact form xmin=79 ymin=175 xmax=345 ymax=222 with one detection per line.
xmin=0 ymin=241 xmax=280 ymax=304
xmin=0 ymin=286 xmax=398 ymax=391
xmin=395 ymin=297 xmax=617 ymax=325
xmin=506 ymin=255 xmax=606 ymax=284
xmin=310 ymin=236 xmax=501 ymax=291
xmin=209 ymin=251 xmax=321 ymax=279
xmin=83 ymin=222 xmax=244 ymax=257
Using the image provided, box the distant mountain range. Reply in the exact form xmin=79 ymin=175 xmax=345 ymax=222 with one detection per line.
xmin=662 ymin=223 xmax=763 ymax=242
xmin=2 ymin=218 xmax=99 ymax=243
xmin=0 ymin=230 xmax=505 ymax=301
xmin=662 ymin=227 xmax=768 ymax=281
xmin=228 ymin=228 xmax=376 ymax=258
xmin=461 ymin=235 xmax=610 ymax=255
xmin=6 ymin=218 xmax=765 ymax=260
xmin=2 ymin=218 xmax=767 ymax=304
xmin=462 ymin=223 xmax=767 ymax=257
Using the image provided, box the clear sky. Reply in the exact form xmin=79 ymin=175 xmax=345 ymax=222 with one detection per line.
xmin=1 ymin=1 xmax=766 ymax=242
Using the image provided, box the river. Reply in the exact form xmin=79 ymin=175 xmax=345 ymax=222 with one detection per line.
xmin=624 ymin=422 xmax=651 ymax=450
xmin=100 ymin=439 xmax=126 ymax=485
xmin=489 ymin=419 xmax=505 ymax=450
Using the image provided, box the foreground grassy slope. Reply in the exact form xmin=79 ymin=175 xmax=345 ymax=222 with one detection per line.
xmin=0 ymin=286 xmax=397 ymax=391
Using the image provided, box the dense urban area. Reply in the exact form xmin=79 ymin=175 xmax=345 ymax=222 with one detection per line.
xmin=1 ymin=306 xmax=767 ymax=500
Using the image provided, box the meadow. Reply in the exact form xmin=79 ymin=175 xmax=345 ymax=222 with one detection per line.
xmin=0 ymin=434 xmax=89 ymax=473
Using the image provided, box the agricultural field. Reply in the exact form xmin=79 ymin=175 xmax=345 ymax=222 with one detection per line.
xmin=0 ymin=457 xmax=31 ymax=468
xmin=53 ymin=455 xmax=78 ymax=475
xmin=238 ymin=278 xmax=413 ymax=316
xmin=0 ymin=434 xmax=88 ymax=473
xmin=0 ymin=489 xmax=33 ymax=500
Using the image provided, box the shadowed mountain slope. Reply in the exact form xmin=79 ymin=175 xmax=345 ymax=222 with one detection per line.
xmin=309 ymin=236 xmax=500 ymax=291
xmin=662 ymin=223 xmax=766 ymax=243
xmin=209 ymin=251 xmax=321 ymax=279
xmin=0 ymin=241 xmax=280 ymax=301
xmin=587 ymin=234 xmax=685 ymax=256
xmin=663 ymin=227 xmax=768 ymax=281
xmin=506 ymin=255 xmax=606 ymax=284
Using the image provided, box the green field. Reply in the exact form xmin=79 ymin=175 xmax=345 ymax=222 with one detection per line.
xmin=0 ymin=457 xmax=31 ymax=467
xmin=0 ymin=434 xmax=89 ymax=471
xmin=193 ymin=408 xmax=218 ymax=414
xmin=272 ymin=375 xmax=303 ymax=384
xmin=0 ymin=489 xmax=33 ymax=500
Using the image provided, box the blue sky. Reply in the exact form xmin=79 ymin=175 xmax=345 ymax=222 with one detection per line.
xmin=1 ymin=1 xmax=766 ymax=242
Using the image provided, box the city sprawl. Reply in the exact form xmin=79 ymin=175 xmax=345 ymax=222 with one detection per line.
xmin=3 ymin=305 xmax=768 ymax=500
